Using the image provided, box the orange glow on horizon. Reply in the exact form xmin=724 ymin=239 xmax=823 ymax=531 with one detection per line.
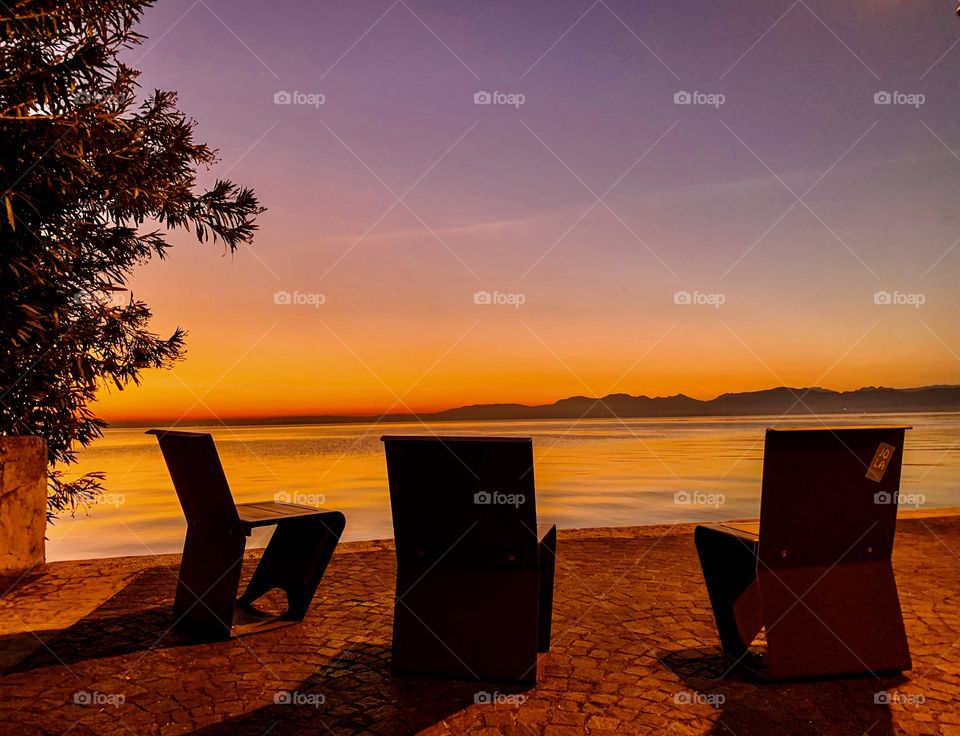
xmin=92 ymin=296 xmax=959 ymax=423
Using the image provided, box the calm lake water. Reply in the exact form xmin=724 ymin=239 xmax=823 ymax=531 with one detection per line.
xmin=47 ymin=413 xmax=960 ymax=561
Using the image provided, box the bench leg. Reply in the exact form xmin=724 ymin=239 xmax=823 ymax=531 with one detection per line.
xmin=175 ymin=526 xmax=246 ymax=640
xmin=694 ymin=525 xmax=763 ymax=658
xmin=538 ymin=524 xmax=557 ymax=653
xmin=238 ymin=511 xmax=346 ymax=621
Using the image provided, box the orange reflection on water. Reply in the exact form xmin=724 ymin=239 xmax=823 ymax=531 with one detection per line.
xmin=46 ymin=413 xmax=960 ymax=561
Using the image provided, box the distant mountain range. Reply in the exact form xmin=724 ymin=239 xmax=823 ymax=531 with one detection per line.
xmin=128 ymin=385 xmax=960 ymax=427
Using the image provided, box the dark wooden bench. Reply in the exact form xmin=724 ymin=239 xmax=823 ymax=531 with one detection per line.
xmin=695 ymin=426 xmax=912 ymax=679
xmin=147 ymin=429 xmax=345 ymax=639
xmin=382 ymin=435 xmax=556 ymax=683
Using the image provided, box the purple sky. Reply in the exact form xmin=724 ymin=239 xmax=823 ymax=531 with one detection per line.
xmin=101 ymin=0 xmax=960 ymax=419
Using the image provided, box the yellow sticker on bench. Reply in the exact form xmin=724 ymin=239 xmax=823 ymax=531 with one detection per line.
xmin=866 ymin=442 xmax=896 ymax=482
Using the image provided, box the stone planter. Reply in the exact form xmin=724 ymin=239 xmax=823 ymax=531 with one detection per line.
xmin=0 ymin=436 xmax=47 ymax=574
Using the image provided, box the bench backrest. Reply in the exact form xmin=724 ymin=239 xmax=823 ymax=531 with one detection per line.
xmin=147 ymin=429 xmax=241 ymax=530
xmin=381 ymin=436 xmax=539 ymax=572
xmin=758 ymin=426 xmax=909 ymax=569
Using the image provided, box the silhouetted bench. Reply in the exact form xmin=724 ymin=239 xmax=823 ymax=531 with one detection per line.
xmin=147 ymin=429 xmax=345 ymax=639
xmin=382 ymin=435 xmax=556 ymax=683
xmin=695 ymin=426 xmax=912 ymax=679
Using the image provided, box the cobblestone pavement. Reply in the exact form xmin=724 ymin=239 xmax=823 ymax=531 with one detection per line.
xmin=0 ymin=515 xmax=958 ymax=735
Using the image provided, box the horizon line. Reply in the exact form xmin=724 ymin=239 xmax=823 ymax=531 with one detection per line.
xmin=101 ymin=382 xmax=960 ymax=426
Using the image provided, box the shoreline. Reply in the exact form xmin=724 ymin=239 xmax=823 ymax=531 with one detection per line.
xmin=38 ymin=507 xmax=960 ymax=565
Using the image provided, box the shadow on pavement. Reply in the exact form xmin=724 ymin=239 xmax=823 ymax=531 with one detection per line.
xmin=2 ymin=566 xmax=194 ymax=673
xmin=186 ymin=641 xmax=529 ymax=736
xmin=659 ymin=646 xmax=906 ymax=736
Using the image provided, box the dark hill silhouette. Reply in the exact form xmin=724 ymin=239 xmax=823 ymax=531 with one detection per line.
xmin=119 ymin=385 xmax=960 ymax=427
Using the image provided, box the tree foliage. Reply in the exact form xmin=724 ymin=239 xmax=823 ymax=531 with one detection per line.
xmin=0 ymin=0 xmax=263 ymax=518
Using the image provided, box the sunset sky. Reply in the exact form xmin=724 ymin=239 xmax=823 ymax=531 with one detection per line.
xmin=97 ymin=0 xmax=960 ymax=421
